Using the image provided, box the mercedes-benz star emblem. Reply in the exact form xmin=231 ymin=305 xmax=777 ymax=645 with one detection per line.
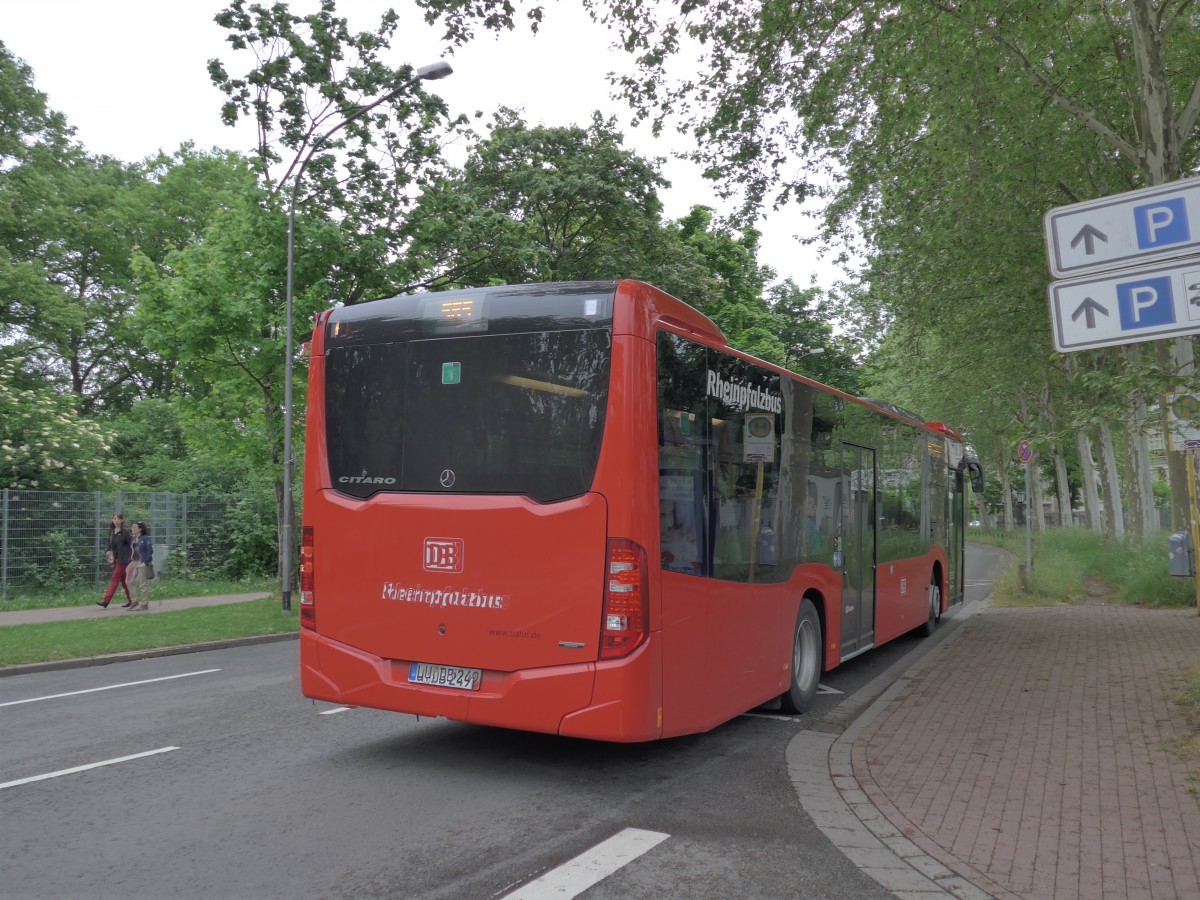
xmin=439 ymin=469 xmax=456 ymax=488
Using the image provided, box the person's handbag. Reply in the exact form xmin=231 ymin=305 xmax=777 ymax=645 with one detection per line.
xmin=145 ymin=562 xmax=155 ymax=580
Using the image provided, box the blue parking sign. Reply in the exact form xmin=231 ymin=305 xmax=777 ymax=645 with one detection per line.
xmin=1117 ymin=276 xmax=1175 ymax=330
xmin=1134 ymin=197 xmax=1190 ymax=248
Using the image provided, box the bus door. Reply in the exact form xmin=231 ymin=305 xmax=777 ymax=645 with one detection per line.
xmin=947 ymin=468 xmax=964 ymax=605
xmin=840 ymin=443 xmax=876 ymax=657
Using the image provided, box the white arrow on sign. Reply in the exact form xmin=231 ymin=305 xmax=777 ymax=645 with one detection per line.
xmin=1044 ymin=175 xmax=1200 ymax=278
xmin=1048 ymin=255 xmax=1200 ymax=352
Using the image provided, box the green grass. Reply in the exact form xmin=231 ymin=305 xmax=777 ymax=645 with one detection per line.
xmin=976 ymin=527 xmax=1195 ymax=609
xmin=0 ymin=576 xmax=277 ymax=612
xmin=1178 ymin=664 xmax=1200 ymax=793
xmin=0 ymin=599 xmax=297 ymax=667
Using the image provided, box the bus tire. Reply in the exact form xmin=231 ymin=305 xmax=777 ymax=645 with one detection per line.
xmin=922 ymin=579 xmax=941 ymax=637
xmin=781 ymin=598 xmax=821 ymax=714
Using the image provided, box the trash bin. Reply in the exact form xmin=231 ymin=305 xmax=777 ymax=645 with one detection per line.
xmin=1168 ymin=531 xmax=1194 ymax=577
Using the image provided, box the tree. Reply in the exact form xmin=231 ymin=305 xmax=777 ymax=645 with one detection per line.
xmin=151 ymin=0 xmax=465 ymax=584
xmin=0 ymin=43 xmax=152 ymax=412
xmin=418 ymin=0 xmax=1200 ymax=534
xmin=132 ymin=161 xmax=295 ymax=504
xmin=0 ymin=42 xmax=71 ymax=343
xmin=407 ymin=109 xmax=686 ymax=286
xmin=208 ymin=0 xmax=461 ymax=301
xmin=0 ymin=357 xmax=117 ymax=490
xmin=405 ymin=112 xmax=832 ymax=371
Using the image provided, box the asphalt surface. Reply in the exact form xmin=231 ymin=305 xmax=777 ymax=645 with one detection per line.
xmin=5 ymin=559 xmax=1200 ymax=899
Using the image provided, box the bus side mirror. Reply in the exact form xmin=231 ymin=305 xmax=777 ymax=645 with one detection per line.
xmin=964 ymin=457 xmax=984 ymax=495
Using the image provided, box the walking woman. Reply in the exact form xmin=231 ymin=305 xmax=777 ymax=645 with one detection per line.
xmin=124 ymin=521 xmax=154 ymax=611
xmin=97 ymin=513 xmax=133 ymax=608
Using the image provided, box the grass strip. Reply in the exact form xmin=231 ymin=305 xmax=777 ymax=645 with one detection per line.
xmin=0 ymin=577 xmax=278 ymax=612
xmin=972 ymin=528 xmax=1195 ymax=608
xmin=0 ymin=599 xmax=298 ymax=667
xmin=1178 ymin=664 xmax=1200 ymax=793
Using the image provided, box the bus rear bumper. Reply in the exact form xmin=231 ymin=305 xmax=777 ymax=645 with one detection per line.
xmin=300 ymin=631 xmax=663 ymax=741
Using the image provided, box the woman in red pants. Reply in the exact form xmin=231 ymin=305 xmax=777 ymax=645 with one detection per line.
xmin=97 ymin=512 xmax=133 ymax=608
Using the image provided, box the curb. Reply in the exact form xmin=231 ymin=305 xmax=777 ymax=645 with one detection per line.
xmin=788 ymin=591 xmax=994 ymax=899
xmin=0 ymin=631 xmax=298 ymax=678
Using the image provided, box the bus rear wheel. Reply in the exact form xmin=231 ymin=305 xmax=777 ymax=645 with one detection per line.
xmin=921 ymin=579 xmax=941 ymax=637
xmin=781 ymin=598 xmax=821 ymax=714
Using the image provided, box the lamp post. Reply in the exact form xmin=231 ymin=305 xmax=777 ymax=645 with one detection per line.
xmin=790 ymin=346 xmax=825 ymax=367
xmin=281 ymin=60 xmax=453 ymax=612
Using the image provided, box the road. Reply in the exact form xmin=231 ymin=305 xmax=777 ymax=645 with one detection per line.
xmin=0 ymin=545 xmax=1004 ymax=900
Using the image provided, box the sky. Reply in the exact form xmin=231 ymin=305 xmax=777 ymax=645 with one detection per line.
xmin=5 ymin=0 xmax=857 ymax=289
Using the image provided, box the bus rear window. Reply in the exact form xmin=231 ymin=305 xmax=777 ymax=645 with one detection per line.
xmin=324 ymin=330 xmax=611 ymax=502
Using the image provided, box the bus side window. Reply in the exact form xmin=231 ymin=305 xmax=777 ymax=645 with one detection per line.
xmin=656 ymin=331 xmax=709 ymax=577
xmin=708 ymin=357 xmax=783 ymax=584
xmin=660 ymin=498 xmax=701 ymax=573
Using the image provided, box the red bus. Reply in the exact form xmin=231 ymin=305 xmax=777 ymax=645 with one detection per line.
xmin=299 ymin=280 xmax=984 ymax=741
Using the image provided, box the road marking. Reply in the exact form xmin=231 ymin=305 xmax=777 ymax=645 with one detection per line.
xmin=817 ymin=683 xmax=843 ymax=695
xmin=0 ymin=746 xmax=179 ymax=790
xmin=319 ymin=706 xmax=353 ymax=715
xmin=742 ymin=712 xmax=801 ymax=722
xmin=500 ymin=827 xmax=669 ymax=899
xmin=0 ymin=669 xmax=221 ymax=708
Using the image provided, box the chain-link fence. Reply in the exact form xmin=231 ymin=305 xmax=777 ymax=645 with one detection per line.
xmin=0 ymin=489 xmax=277 ymax=600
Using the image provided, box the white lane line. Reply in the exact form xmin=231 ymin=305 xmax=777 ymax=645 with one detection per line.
xmin=0 ymin=669 xmax=221 ymax=708
xmin=0 ymin=747 xmax=179 ymax=790
xmin=319 ymin=706 xmax=353 ymax=715
xmin=817 ymin=683 xmax=843 ymax=695
xmin=501 ymin=827 xmax=669 ymax=899
xmin=742 ymin=712 xmax=801 ymax=722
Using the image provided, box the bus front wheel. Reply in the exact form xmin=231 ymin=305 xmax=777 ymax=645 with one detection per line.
xmin=782 ymin=598 xmax=821 ymax=714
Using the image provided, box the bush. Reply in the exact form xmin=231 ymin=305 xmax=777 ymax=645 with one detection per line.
xmin=32 ymin=530 xmax=82 ymax=590
xmin=225 ymin=493 xmax=276 ymax=579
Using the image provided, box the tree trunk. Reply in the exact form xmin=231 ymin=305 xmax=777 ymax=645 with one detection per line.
xmin=1129 ymin=0 xmax=1190 ymax=527
xmin=1122 ymin=409 xmax=1146 ymax=540
xmin=274 ymin=476 xmax=285 ymax=581
xmin=1053 ymin=443 xmax=1072 ymax=526
xmin=998 ymin=453 xmax=1013 ymax=531
xmin=1137 ymin=426 xmax=1159 ymax=534
xmin=1160 ymin=341 xmax=1196 ymax=530
xmin=1030 ymin=466 xmax=1045 ymax=533
xmin=1118 ymin=392 xmax=1161 ymax=538
xmin=1076 ymin=429 xmax=1103 ymax=532
xmin=1098 ymin=424 xmax=1125 ymax=541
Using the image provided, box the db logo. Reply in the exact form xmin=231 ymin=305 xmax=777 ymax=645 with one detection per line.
xmin=423 ymin=538 xmax=463 ymax=573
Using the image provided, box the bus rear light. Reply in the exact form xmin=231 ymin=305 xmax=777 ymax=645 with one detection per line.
xmin=299 ymin=526 xmax=315 ymax=630
xmin=600 ymin=539 xmax=648 ymax=659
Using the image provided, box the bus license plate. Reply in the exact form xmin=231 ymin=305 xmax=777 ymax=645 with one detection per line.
xmin=409 ymin=662 xmax=482 ymax=691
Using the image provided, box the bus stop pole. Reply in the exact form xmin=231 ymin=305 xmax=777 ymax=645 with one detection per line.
xmin=1025 ymin=461 xmax=1032 ymax=575
xmin=1187 ymin=452 xmax=1200 ymax=615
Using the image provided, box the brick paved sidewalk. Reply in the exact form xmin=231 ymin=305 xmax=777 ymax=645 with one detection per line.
xmin=853 ymin=605 xmax=1200 ymax=900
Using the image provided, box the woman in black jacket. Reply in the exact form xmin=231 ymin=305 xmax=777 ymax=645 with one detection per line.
xmin=97 ymin=512 xmax=134 ymax=609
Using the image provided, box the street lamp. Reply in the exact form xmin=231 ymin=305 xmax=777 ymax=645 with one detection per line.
xmin=281 ymin=60 xmax=453 ymax=612
xmin=791 ymin=346 xmax=825 ymax=366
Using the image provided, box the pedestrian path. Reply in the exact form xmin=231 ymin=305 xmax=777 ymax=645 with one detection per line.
xmin=790 ymin=598 xmax=1200 ymax=899
xmin=0 ymin=592 xmax=271 ymax=627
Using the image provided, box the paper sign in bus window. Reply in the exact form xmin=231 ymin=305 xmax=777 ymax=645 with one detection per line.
xmin=743 ymin=414 xmax=775 ymax=463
